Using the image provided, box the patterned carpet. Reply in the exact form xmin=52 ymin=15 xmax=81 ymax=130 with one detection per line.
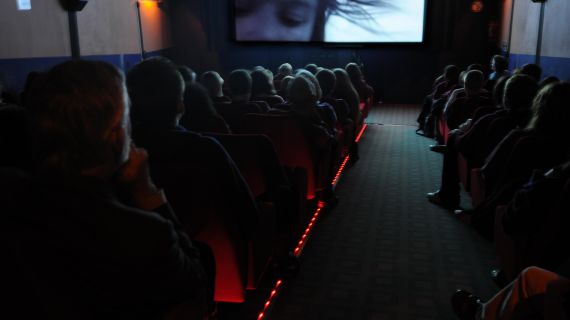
xmin=366 ymin=104 xmax=422 ymax=127
xmin=267 ymin=106 xmax=498 ymax=320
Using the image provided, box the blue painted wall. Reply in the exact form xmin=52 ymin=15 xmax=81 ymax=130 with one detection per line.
xmin=0 ymin=49 xmax=170 ymax=98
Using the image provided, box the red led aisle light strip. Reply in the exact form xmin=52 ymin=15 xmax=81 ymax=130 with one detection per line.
xmin=355 ymin=124 xmax=368 ymax=143
xmin=293 ymin=206 xmax=323 ymax=257
xmin=258 ymin=124 xmax=368 ymax=320
xmin=331 ymin=155 xmax=350 ymax=186
xmin=257 ymin=279 xmax=283 ymax=320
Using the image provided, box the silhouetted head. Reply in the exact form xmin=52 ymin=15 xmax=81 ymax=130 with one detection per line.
xmin=297 ymin=69 xmax=323 ymax=100
xmin=467 ymin=63 xmax=485 ymax=73
xmin=443 ymin=65 xmax=460 ymax=84
xmin=316 ymin=68 xmax=336 ymax=97
xmin=228 ymin=69 xmax=252 ymax=101
xmin=503 ymin=74 xmax=537 ymax=111
xmin=527 ymin=82 xmax=570 ymax=136
xmin=27 ymin=60 xmax=130 ymax=176
xmin=305 ymin=63 xmax=319 ymax=75
xmin=177 ymin=65 xmax=197 ymax=85
xmin=332 ymin=68 xmax=353 ymax=90
xmin=520 ymin=63 xmax=542 ymax=82
xmin=345 ymin=63 xmax=362 ymax=79
xmin=463 ymin=70 xmax=484 ymax=96
xmin=127 ymin=57 xmax=185 ymax=128
xmin=200 ymin=71 xmax=225 ymax=98
xmin=491 ymin=55 xmax=508 ymax=73
xmin=277 ymin=63 xmax=293 ymax=76
xmin=182 ymin=82 xmax=219 ymax=120
xmin=251 ymin=69 xmax=277 ymax=96
xmin=289 ymin=75 xmax=318 ymax=106
xmin=538 ymin=76 xmax=559 ymax=90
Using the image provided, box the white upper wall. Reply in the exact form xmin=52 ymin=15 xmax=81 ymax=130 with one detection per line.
xmin=0 ymin=0 xmax=70 ymax=59
xmin=509 ymin=0 xmax=570 ymax=58
xmin=541 ymin=0 xmax=570 ymax=58
xmin=510 ymin=0 xmax=541 ymax=56
xmin=0 ymin=0 xmax=170 ymax=59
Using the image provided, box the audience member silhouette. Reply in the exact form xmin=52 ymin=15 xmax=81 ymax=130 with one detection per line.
xmin=228 ymin=69 xmax=253 ymax=103
xmin=3 ymin=60 xmax=209 ymax=319
xmin=332 ymin=67 xmax=360 ymax=126
xmin=305 ymin=63 xmax=319 ymax=75
xmin=288 ymin=74 xmax=337 ymax=201
xmin=181 ymin=82 xmax=231 ymax=134
xmin=519 ymin=63 xmax=542 ymax=82
xmin=496 ymin=160 xmax=570 ymax=280
xmin=251 ymin=68 xmax=285 ymax=105
xmin=457 ymin=74 xmax=537 ymax=167
xmin=178 ymin=65 xmax=197 ymax=86
xmin=297 ymin=69 xmax=338 ymax=134
xmin=275 ymin=62 xmax=293 ymax=81
xmin=345 ymin=62 xmax=374 ymax=104
xmin=487 ymin=55 xmax=510 ymax=91
xmin=470 ymin=82 xmax=570 ymax=239
xmin=539 ymin=76 xmax=560 ymax=89
xmin=427 ymin=74 xmax=537 ymax=210
xmin=200 ymin=71 xmax=231 ymax=104
xmin=417 ymin=65 xmax=460 ymax=137
xmin=444 ymin=70 xmax=492 ymax=130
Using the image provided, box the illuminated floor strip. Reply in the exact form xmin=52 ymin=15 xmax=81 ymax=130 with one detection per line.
xmin=331 ymin=156 xmax=350 ymax=187
xmin=257 ymin=279 xmax=283 ymax=320
xmin=293 ymin=206 xmax=323 ymax=257
xmin=257 ymin=124 xmax=369 ymax=320
xmin=355 ymin=124 xmax=368 ymax=143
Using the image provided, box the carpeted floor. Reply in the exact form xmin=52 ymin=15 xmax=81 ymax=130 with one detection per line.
xmin=366 ymin=104 xmax=422 ymax=127
xmin=268 ymin=105 xmax=498 ymax=320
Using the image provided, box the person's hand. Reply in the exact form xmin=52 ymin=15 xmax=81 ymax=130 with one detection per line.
xmin=116 ymin=145 xmax=166 ymax=210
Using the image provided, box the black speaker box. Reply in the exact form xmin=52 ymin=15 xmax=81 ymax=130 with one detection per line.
xmin=60 ymin=0 xmax=88 ymax=11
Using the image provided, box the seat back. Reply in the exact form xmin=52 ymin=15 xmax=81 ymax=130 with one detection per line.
xmin=215 ymin=102 xmax=261 ymax=133
xmin=205 ymin=133 xmax=289 ymax=199
xmin=241 ymin=113 xmax=319 ymax=200
xmin=138 ymin=134 xmax=254 ymax=303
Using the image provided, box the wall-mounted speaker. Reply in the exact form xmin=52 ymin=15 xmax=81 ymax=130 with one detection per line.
xmin=60 ymin=0 xmax=88 ymax=11
xmin=530 ymin=0 xmax=547 ymax=3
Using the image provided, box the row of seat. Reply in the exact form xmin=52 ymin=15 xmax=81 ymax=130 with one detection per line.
xmin=195 ymin=99 xmax=371 ymax=303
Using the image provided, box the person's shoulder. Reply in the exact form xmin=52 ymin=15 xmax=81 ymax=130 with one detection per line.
xmin=104 ymin=202 xmax=182 ymax=257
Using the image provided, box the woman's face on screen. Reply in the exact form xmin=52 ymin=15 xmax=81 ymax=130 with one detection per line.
xmin=235 ymin=0 xmax=321 ymax=41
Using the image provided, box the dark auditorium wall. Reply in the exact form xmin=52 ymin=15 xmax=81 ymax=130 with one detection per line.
xmin=501 ymin=0 xmax=570 ymax=80
xmin=169 ymin=0 xmax=501 ymax=103
xmin=0 ymin=0 xmax=170 ymax=97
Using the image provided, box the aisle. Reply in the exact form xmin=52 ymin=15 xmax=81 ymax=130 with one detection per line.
xmin=268 ymin=105 xmax=498 ymax=320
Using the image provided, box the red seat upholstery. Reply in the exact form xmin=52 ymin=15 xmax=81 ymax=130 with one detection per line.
xmin=438 ymin=116 xmax=450 ymax=144
xmin=241 ymin=113 xmax=330 ymax=201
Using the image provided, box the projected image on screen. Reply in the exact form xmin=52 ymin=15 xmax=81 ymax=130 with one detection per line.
xmin=234 ymin=0 xmax=426 ymax=43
